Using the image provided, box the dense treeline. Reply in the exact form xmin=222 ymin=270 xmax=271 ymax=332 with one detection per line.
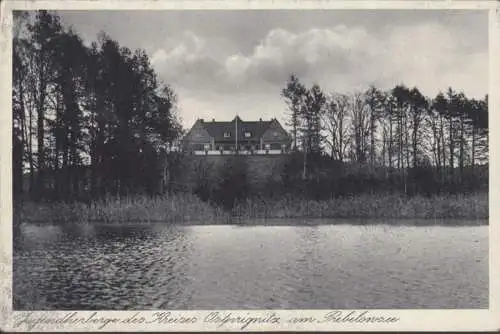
xmin=12 ymin=11 xmax=183 ymax=203
xmin=279 ymin=74 xmax=488 ymax=196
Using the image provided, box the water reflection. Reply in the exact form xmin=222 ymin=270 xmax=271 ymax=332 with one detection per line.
xmin=13 ymin=221 xmax=488 ymax=310
xmin=14 ymin=223 xmax=193 ymax=310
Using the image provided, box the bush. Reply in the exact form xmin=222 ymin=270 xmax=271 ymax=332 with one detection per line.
xmin=212 ymin=156 xmax=250 ymax=210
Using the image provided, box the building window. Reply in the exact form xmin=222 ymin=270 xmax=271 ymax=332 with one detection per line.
xmin=204 ymin=144 xmax=210 ymax=150
xmin=224 ymin=132 xmax=231 ymax=138
xmin=265 ymin=144 xmax=271 ymax=150
xmin=244 ymin=131 xmax=251 ymax=138
xmin=273 ymin=131 xmax=278 ymax=137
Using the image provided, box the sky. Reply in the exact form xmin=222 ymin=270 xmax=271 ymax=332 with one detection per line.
xmin=56 ymin=10 xmax=488 ymax=128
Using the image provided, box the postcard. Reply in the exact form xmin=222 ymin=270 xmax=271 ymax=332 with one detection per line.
xmin=0 ymin=0 xmax=499 ymax=331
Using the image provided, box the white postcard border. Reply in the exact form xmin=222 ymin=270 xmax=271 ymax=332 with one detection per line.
xmin=0 ymin=0 xmax=499 ymax=332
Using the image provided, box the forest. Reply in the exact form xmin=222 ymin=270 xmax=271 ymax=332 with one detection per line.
xmin=272 ymin=75 xmax=488 ymax=199
xmin=13 ymin=11 xmax=488 ymax=223
xmin=12 ymin=11 xmax=183 ymax=205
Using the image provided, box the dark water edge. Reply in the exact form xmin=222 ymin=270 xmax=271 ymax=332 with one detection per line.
xmin=16 ymin=217 xmax=488 ymax=227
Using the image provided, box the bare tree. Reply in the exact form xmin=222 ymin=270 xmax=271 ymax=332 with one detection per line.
xmin=322 ymin=92 xmax=350 ymax=162
xmin=349 ymin=92 xmax=370 ymax=164
xmin=365 ymin=85 xmax=384 ymax=164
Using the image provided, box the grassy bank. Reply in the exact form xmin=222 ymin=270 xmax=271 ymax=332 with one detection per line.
xmin=17 ymin=192 xmax=488 ymax=224
xmin=232 ymin=193 xmax=488 ymax=220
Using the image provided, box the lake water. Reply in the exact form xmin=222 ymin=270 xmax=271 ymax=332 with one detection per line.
xmin=13 ymin=220 xmax=488 ymax=310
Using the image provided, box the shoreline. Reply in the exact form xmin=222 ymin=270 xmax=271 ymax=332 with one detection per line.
xmin=15 ymin=192 xmax=488 ymax=225
xmin=18 ymin=217 xmax=489 ymax=227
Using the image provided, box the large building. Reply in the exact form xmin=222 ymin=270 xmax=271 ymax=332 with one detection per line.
xmin=182 ymin=116 xmax=292 ymax=155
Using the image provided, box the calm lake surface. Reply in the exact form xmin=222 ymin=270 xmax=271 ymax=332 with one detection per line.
xmin=13 ymin=220 xmax=488 ymax=310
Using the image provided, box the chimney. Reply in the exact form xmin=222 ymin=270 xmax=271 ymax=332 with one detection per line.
xmin=199 ymin=118 xmax=204 ymax=123
xmin=212 ymin=118 xmax=215 ymax=122
xmin=259 ymin=118 xmax=262 ymax=122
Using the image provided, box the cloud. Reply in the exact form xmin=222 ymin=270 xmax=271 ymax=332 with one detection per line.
xmin=150 ymin=25 xmax=375 ymax=94
xmin=227 ymin=25 xmax=373 ymax=87
xmin=151 ymin=31 xmax=222 ymax=89
xmin=153 ymin=22 xmax=486 ymax=95
xmin=226 ymin=22 xmax=486 ymax=96
xmin=148 ymin=21 xmax=487 ymax=126
xmin=373 ymin=22 xmax=487 ymax=97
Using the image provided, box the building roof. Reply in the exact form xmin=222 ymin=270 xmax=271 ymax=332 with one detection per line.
xmin=199 ymin=116 xmax=276 ymax=142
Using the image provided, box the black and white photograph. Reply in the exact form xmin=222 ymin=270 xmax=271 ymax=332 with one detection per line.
xmin=1 ymin=0 xmax=499 ymax=331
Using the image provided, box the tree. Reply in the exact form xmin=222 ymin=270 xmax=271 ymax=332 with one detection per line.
xmin=392 ymin=85 xmax=416 ymax=193
xmin=281 ymin=74 xmax=306 ymax=151
xmin=322 ymin=92 xmax=349 ymax=161
xmin=432 ymin=92 xmax=449 ymax=181
xmin=27 ymin=10 xmax=63 ymax=198
xmin=446 ymin=88 xmax=460 ymax=174
xmin=12 ymin=11 xmax=30 ymax=201
xmin=303 ymin=84 xmax=325 ymax=153
xmin=349 ymin=91 xmax=370 ymax=164
xmin=300 ymin=84 xmax=326 ymax=179
xmin=278 ymin=74 xmax=488 ymax=197
xmin=12 ymin=11 xmax=184 ymax=201
xmin=467 ymin=96 xmax=488 ymax=167
xmin=380 ymin=93 xmax=397 ymax=168
xmin=426 ymin=97 xmax=443 ymax=174
xmin=391 ymin=85 xmax=412 ymax=171
xmin=408 ymin=87 xmax=428 ymax=168
xmin=49 ymin=29 xmax=88 ymax=198
xmin=456 ymin=93 xmax=469 ymax=179
xmin=365 ymin=85 xmax=384 ymax=164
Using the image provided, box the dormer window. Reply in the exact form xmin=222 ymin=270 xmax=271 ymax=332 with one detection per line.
xmin=224 ymin=132 xmax=231 ymax=138
xmin=244 ymin=131 xmax=251 ymax=138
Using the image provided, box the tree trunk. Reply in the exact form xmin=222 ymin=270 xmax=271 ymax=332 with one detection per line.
xmin=36 ymin=83 xmax=46 ymax=199
xmin=412 ymin=112 xmax=419 ymax=168
xmin=471 ymin=123 xmax=476 ymax=168
xmin=440 ymin=116 xmax=446 ymax=182
xmin=388 ymin=116 xmax=393 ymax=168
xmin=370 ymin=111 xmax=376 ymax=164
xmin=339 ymin=116 xmax=344 ymax=162
xmin=448 ymin=116 xmax=455 ymax=181
xmin=459 ymin=117 xmax=465 ymax=182
xmin=303 ymin=143 xmax=307 ymax=180
xmin=382 ymin=125 xmax=387 ymax=167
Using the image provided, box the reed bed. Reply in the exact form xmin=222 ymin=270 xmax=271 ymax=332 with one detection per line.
xmin=232 ymin=192 xmax=488 ymax=220
xmin=19 ymin=192 xmax=229 ymax=224
xmin=18 ymin=192 xmax=488 ymax=224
